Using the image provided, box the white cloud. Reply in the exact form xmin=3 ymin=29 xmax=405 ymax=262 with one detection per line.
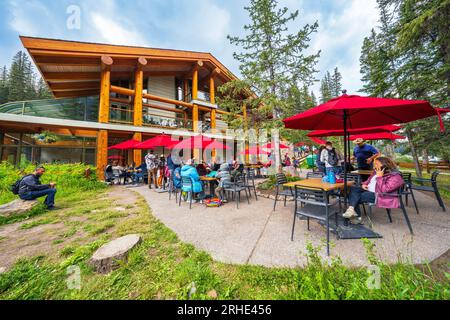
xmin=89 ymin=12 xmax=149 ymax=47
xmin=308 ymin=0 xmax=379 ymax=95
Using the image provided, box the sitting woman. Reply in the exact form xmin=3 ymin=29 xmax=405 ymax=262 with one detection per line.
xmin=181 ymin=159 xmax=205 ymax=202
xmin=214 ymin=163 xmax=232 ymax=201
xmin=343 ymin=156 xmax=404 ymax=224
xmin=173 ymin=166 xmax=182 ymax=189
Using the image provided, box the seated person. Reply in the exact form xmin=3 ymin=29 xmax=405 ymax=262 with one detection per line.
xmin=104 ymin=162 xmax=114 ymax=183
xmin=343 ymin=157 xmax=404 ymax=224
xmin=196 ymin=162 xmax=209 ymax=177
xmin=18 ymin=166 xmax=57 ymax=210
xmin=181 ymin=159 xmax=205 ymax=202
xmin=173 ymin=166 xmax=182 ymax=189
xmin=132 ymin=162 xmax=146 ymax=184
xmin=214 ymin=163 xmax=232 ymax=201
xmin=230 ymin=160 xmax=242 ymax=181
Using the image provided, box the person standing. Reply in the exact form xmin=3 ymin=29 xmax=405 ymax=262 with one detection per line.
xmin=145 ymin=150 xmax=158 ymax=189
xmin=18 ymin=166 xmax=57 ymax=210
xmin=352 ymin=138 xmax=381 ymax=170
xmin=320 ymin=142 xmax=341 ymax=176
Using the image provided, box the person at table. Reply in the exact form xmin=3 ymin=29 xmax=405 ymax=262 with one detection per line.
xmin=196 ymin=161 xmax=209 ymax=176
xmin=181 ymin=159 xmax=205 ymax=203
xmin=230 ymin=160 xmax=242 ymax=181
xmin=132 ymin=162 xmax=146 ymax=184
xmin=343 ymin=156 xmax=404 ymax=224
xmin=315 ymin=145 xmax=326 ymax=174
xmin=173 ymin=165 xmax=182 ymax=190
xmin=215 ymin=163 xmax=232 ymax=201
xmin=352 ymin=138 xmax=381 ymax=170
xmin=320 ymin=142 xmax=341 ymax=176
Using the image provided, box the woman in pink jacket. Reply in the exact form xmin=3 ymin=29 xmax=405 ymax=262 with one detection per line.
xmin=343 ymin=156 xmax=404 ymax=224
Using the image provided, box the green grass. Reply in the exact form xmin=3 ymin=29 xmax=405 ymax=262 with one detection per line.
xmin=0 ymin=163 xmax=448 ymax=300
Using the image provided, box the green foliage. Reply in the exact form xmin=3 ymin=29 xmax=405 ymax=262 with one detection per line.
xmin=222 ymin=0 xmax=320 ymax=129
xmin=258 ymin=174 xmax=301 ymax=190
xmin=0 ymin=162 xmax=105 ymax=207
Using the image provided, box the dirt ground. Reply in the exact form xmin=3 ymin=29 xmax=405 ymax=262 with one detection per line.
xmin=0 ymin=187 xmax=140 ymax=272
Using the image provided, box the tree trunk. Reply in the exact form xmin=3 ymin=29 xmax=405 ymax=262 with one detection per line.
xmin=406 ymin=127 xmax=422 ymax=178
xmin=422 ymin=149 xmax=430 ymax=174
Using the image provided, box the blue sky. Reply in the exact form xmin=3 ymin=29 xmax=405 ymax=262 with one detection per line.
xmin=0 ymin=0 xmax=380 ymax=96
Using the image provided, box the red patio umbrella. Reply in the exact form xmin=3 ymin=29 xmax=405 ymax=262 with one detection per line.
xmin=134 ymin=134 xmax=178 ymax=149
xmin=108 ymin=155 xmax=124 ymax=160
xmin=349 ymin=132 xmax=406 ymax=141
xmin=108 ymin=139 xmax=141 ymax=150
xmin=309 ymin=137 xmax=327 ymax=145
xmin=308 ymin=125 xmax=402 ymax=138
xmin=204 ymin=140 xmax=231 ymax=150
xmin=283 ymin=93 xmax=447 ymax=211
xmin=239 ymin=146 xmax=270 ymax=156
xmin=262 ymin=142 xmax=290 ymax=149
xmin=168 ymin=135 xmax=214 ymax=149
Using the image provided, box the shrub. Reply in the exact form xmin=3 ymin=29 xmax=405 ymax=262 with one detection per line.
xmin=0 ymin=162 xmax=105 ymax=205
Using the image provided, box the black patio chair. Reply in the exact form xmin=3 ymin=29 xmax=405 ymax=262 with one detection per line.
xmin=292 ymin=186 xmax=339 ymax=256
xmin=364 ymin=185 xmax=413 ymax=234
xmin=224 ymin=173 xmax=250 ymax=209
xmin=410 ymin=171 xmax=446 ymax=212
xmin=243 ymin=170 xmax=258 ymax=200
xmin=273 ymin=173 xmax=294 ymax=211
xmin=179 ymin=176 xmax=194 ymax=209
xmin=400 ymin=172 xmax=419 ymax=214
xmin=168 ymin=174 xmax=180 ymax=202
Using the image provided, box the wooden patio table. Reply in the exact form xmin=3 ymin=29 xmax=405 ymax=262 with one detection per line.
xmin=283 ymin=178 xmax=355 ymax=192
xmin=200 ymin=176 xmax=218 ymax=197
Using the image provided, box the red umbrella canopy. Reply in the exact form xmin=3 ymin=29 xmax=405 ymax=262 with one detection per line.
xmin=204 ymin=140 xmax=231 ymax=150
xmin=309 ymin=137 xmax=327 ymax=145
xmin=108 ymin=139 xmax=141 ymax=150
xmin=169 ymin=135 xmax=213 ymax=149
xmin=134 ymin=134 xmax=178 ymax=149
xmin=239 ymin=146 xmax=270 ymax=156
xmin=308 ymin=125 xmax=402 ymax=138
xmin=349 ymin=132 xmax=406 ymax=141
xmin=262 ymin=142 xmax=290 ymax=149
xmin=283 ymin=94 xmax=443 ymax=131
xmin=108 ymin=155 xmax=124 ymax=160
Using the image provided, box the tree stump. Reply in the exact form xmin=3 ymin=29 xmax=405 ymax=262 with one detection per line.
xmin=0 ymin=199 xmax=39 ymax=217
xmin=89 ymin=234 xmax=141 ymax=273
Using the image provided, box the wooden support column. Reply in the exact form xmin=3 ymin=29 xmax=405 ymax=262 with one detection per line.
xmin=183 ymin=79 xmax=189 ymax=102
xmin=96 ymin=130 xmax=108 ymax=179
xmin=133 ymin=57 xmax=147 ymax=166
xmin=98 ymin=55 xmax=113 ymax=123
xmin=97 ymin=56 xmax=112 ymax=179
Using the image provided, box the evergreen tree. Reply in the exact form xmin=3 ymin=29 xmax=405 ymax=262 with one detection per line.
xmin=319 ymin=71 xmax=332 ymax=103
xmin=0 ymin=66 xmax=8 ymax=104
xmin=7 ymin=51 xmax=27 ymax=102
xmin=225 ymin=0 xmax=320 ymax=122
xmin=330 ymin=67 xmax=343 ymax=97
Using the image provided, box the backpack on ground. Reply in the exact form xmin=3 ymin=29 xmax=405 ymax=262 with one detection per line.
xmin=10 ymin=174 xmax=32 ymax=195
xmin=327 ymin=149 xmax=339 ymax=166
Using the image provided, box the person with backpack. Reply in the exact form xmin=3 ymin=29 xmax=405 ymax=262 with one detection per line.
xmin=320 ymin=141 xmax=341 ymax=176
xmin=15 ymin=166 xmax=57 ymax=210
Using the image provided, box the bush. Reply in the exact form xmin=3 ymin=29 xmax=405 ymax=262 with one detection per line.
xmin=258 ymin=174 xmax=301 ymax=190
xmin=0 ymin=162 xmax=105 ymax=205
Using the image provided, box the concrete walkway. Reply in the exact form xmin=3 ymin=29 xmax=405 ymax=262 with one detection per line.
xmin=132 ymin=185 xmax=449 ymax=267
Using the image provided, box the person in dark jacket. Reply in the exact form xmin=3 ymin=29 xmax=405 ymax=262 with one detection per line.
xmin=19 ymin=166 xmax=57 ymax=209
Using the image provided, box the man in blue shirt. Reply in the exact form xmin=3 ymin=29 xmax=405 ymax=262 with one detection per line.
xmin=352 ymin=138 xmax=381 ymax=170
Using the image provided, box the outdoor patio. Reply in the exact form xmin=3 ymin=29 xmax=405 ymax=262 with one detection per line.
xmin=131 ymin=179 xmax=449 ymax=268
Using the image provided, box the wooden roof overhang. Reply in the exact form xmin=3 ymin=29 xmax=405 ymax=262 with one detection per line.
xmin=20 ymin=36 xmax=238 ymax=99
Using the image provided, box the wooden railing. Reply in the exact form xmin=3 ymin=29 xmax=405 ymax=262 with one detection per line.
xmin=398 ymin=161 xmax=450 ymax=172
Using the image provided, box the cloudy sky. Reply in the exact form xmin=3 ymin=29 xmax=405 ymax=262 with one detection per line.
xmin=0 ymin=0 xmax=380 ymax=96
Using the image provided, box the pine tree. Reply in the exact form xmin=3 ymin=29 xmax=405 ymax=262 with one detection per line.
xmin=0 ymin=66 xmax=8 ymax=104
xmin=330 ymin=67 xmax=343 ymax=97
xmin=225 ymin=0 xmax=320 ymax=121
xmin=7 ymin=51 xmax=27 ymax=102
xmin=320 ymin=71 xmax=332 ymax=103
xmin=37 ymin=78 xmax=52 ymax=99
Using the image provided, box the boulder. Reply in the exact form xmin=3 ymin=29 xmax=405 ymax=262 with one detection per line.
xmin=0 ymin=199 xmax=39 ymax=217
xmin=89 ymin=234 xmax=141 ymax=273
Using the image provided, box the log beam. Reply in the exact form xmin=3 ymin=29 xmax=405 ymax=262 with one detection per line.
xmin=96 ymin=129 xmax=108 ymax=180
xmin=98 ymin=56 xmax=113 ymax=123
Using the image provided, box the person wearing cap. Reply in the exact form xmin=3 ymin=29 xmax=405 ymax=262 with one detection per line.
xmin=157 ymin=154 xmax=166 ymax=188
xmin=352 ymin=138 xmax=380 ymax=170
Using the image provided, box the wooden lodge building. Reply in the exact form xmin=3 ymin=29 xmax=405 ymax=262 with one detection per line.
xmin=0 ymin=37 xmax=248 ymax=178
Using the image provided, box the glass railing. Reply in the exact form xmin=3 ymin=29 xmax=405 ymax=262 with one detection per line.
xmin=143 ymin=114 xmax=193 ymax=130
xmin=0 ymin=96 xmax=99 ymax=122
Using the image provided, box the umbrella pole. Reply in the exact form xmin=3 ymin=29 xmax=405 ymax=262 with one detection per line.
xmin=343 ymin=111 xmax=349 ymax=212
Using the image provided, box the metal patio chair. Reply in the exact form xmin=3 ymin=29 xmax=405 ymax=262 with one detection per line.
xmin=410 ymin=171 xmax=446 ymax=212
xmin=273 ymin=173 xmax=294 ymax=211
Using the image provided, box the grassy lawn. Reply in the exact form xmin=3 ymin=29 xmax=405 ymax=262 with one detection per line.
xmin=0 ymin=164 xmax=448 ymax=300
